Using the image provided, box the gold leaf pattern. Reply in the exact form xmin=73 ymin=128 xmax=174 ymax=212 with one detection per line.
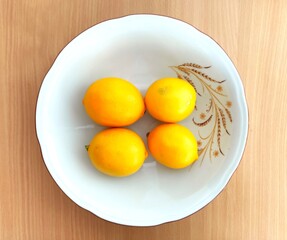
xmin=218 ymin=108 xmax=230 ymax=135
xmin=225 ymin=108 xmax=233 ymax=122
xmin=190 ymin=68 xmax=225 ymax=84
xmin=179 ymin=63 xmax=211 ymax=69
xmin=193 ymin=114 xmax=213 ymax=127
xmin=171 ymin=63 xmax=233 ymax=164
xmin=182 ymin=75 xmax=202 ymax=96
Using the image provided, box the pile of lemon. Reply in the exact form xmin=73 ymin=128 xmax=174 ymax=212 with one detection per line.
xmin=83 ymin=77 xmax=198 ymax=177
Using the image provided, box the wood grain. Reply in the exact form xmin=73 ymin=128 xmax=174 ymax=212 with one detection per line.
xmin=1 ymin=0 xmax=287 ymax=239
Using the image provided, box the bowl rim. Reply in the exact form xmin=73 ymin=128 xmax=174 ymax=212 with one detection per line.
xmin=35 ymin=13 xmax=249 ymax=226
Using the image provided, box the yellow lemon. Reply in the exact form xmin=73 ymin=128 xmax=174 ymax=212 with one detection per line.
xmin=83 ymin=77 xmax=145 ymax=127
xmin=145 ymin=77 xmax=196 ymax=122
xmin=147 ymin=124 xmax=198 ymax=169
xmin=88 ymin=128 xmax=148 ymax=177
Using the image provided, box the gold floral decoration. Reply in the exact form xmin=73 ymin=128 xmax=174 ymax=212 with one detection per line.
xmin=170 ymin=63 xmax=233 ymax=164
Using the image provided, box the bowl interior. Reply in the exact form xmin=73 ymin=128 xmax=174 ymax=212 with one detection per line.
xmin=36 ymin=15 xmax=248 ymax=226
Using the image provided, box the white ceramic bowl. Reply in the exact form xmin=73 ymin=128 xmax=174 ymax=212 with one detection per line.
xmin=36 ymin=14 xmax=248 ymax=226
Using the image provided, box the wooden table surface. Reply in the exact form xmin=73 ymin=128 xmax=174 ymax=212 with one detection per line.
xmin=1 ymin=0 xmax=287 ymax=239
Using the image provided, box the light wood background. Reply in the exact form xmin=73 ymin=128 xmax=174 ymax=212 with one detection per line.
xmin=1 ymin=0 xmax=287 ymax=239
